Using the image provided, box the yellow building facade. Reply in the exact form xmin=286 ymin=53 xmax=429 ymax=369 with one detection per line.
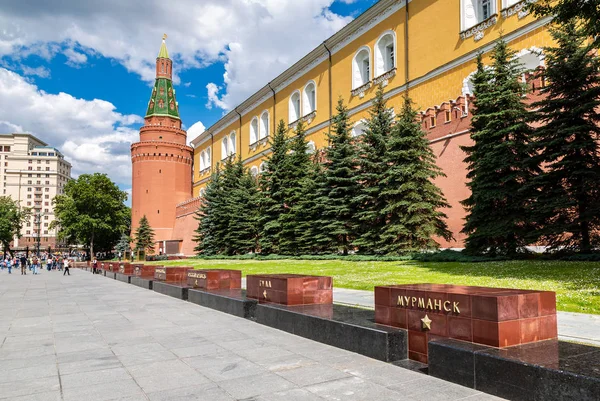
xmin=189 ymin=0 xmax=552 ymax=247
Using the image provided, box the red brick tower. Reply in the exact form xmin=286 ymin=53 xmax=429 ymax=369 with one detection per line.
xmin=131 ymin=35 xmax=193 ymax=254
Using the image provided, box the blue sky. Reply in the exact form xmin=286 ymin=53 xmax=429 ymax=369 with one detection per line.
xmin=0 ymin=0 xmax=376 ymax=195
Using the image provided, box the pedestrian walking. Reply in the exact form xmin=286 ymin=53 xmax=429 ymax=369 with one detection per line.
xmin=20 ymin=255 xmax=27 ymax=274
xmin=7 ymin=258 xmax=12 ymax=274
xmin=63 ymin=258 xmax=70 ymax=276
xmin=92 ymin=258 xmax=98 ymax=274
xmin=32 ymin=256 xmax=39 ymax=275
xmin=46 ymin=257 xmax=52 ymax=272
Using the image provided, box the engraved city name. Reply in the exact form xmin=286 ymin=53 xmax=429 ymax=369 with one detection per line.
xmin=397 ymin=295 xmax=460 ymax=314
xmin=155 ymin=268 xmax=166 ymax=275
xmin=259 ymin=280 xmax=272 ymax=288
xmin=188 ymin=272 xmax=207 ymax=279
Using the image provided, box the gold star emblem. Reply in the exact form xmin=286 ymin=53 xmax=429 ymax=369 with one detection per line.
xmin=421 ymin=314 xmax=432 ymax=331
xmin=263 ymin=290 xmax=268 ymax=299
xmin=194 ymin=279 xmax=198 ymax=287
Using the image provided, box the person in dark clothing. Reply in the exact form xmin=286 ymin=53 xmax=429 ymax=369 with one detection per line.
xmin=20 ymin=255 xmax=27 ymax=275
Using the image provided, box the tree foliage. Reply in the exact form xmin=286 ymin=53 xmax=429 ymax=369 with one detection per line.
xmin=530 ymin=0 xmax=600 ymax=47
xmin=529 ymin=21 xmax=600 ymax=252
xmin=379 ymin=96 xmax=452 ymax=254
xmin=0 ymin=197 xmax=30 ymax=255
xmin=115 ymin=233 xmax=132 ymax=256
xmin=461 ymin=40 xmax=540 ymax=256
xmin=134 ymin=215 xmax=155 ymax=254
xmin=52 ymin=173 xmax=129 ymax=257
xmin=352 ymin=86 xmax=395 ymax=254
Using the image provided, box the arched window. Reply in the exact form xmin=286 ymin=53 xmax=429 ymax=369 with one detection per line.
xmin=351 ymin=120 xmax=367 ymax=137
xmin=352 ymin=47 xmax=371 ymax=89
xmin=206 ymin=147 xmax=211 ymax=166
xmin=200 ymin=151 xmax=206 ymax=171
xmin=375 ymin=32 xmax=396 ymax=77
xmin=259 ymin=111 xmax=269 ymax=139
xmin=302 ymin=81 xmax=317 ymax=116
xmin=289 ymin=91 xmax=301 ymax=123
xmin=199 ymin=188 xmax=206 ymax=197
xmin=250 ymin=166 xmax=259 ymax=177
xmin=221 ymin=138 xmax=229 ymax=159
xmin=306 ymin=141 xmax=316 ymax=154
xmin=259 ymin=162 xmax=267 ymax=173
xmin=229 ymin=132 xmax=236 ymax=155
xmin=250 ymin=117 xmax=258 ymax=144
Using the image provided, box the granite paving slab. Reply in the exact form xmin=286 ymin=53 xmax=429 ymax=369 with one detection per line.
xmin=0 ymin=268 xmax=504 ymax=401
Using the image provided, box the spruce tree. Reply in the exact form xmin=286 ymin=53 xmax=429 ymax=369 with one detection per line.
xmin=279 ymin=120 xmax=312 ymax=254
xmin=134 ymin=215 xmax=155 ymax=254
xmin=318 ymin=98 xmax=360 ymax=255
xmin=530 ymin=21 xmax=600 ymax=252
xmin=194 ymin=166 xmax=226 ymax=255
xmin=115 ymin=233 xmax=132 ymax=257
xmin=461 ymin=40 xmax=540 ymax=256
xmin=222 ymin=157 xmax=260 ymax=255
xmin=258 ymin=120 xmax=289 ymax=254
xmin=530 ymin=0 xmax=600 ymax=47
xmin=353 ymin=86 xmax=395 ymax=254
xmin=294 ymin=155 xmax=329 ymax=254
xmin=379 ymin=96 xmax=453 ymax=254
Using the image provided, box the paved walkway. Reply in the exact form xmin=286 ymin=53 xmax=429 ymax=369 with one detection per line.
xmin=0 ymin=269 xmax=503 ymax=401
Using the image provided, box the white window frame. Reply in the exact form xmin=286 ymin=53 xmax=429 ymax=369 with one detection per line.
xmin=351 ymin=120 xmax=368 ymax=138
xmin=460 ymin=0 xmax=497 ymax=31
xmin=302 ymin=81 xmax=317 ymax=117
xmin=229 ymin=132 xmax=236 ymax=155
xmin=352 ymin=46 xmax=371 ymax=90
xmin=259 ymin=162 xmax=267 ymax=173
xmin=206 ymin=147 xmax=211 ymax=167
xmin=200 ymin=150 xmax=206 ymax=171
xmin=250 ymin=166 xmax=259 ymax=177
xmin=250 ymin=117 xmax=259 ymax=144
xmin=259 ymin=111 xmax=269 ymax=140
xmin=221 ymin=138 xmax=229 ymax=159
xmin=289 ymin=90 xmax=301 ymax=123
xmin=502 ymin=0 xmax=522 ymax=8
xmin=374 ymin=31 xmax=396 ymax=78
xmin=306 ymin=141 xmax=316 ymax=154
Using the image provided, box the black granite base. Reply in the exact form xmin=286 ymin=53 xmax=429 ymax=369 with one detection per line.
xmin=115 ymin=273 xmax=131 ymax=284
xmin=429 ymin=338 xmax=600 ymax=401
xmin=131 ymin=277 xmax=153 ymax=290
xmin=108 ymin=272 xmax=116 ymax=280
xmin=153 ymin=281 xmax=189 ymax=300
xmin=255 ymin=303 xmax=407 ymax=362
xmin=188 ymin=289 xmax=257 ymax=318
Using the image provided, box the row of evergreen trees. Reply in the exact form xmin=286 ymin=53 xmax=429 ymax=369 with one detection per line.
xmin=194 ymin=16 xmax=600 ymax=257
xmin=194 ymin=89 xmax=451 ymax=256
xmin=462 ymin=21 xmax=600 ymax=255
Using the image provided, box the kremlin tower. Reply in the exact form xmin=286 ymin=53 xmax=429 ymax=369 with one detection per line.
xmin=131 ymin=35 xmax=193 ymax=254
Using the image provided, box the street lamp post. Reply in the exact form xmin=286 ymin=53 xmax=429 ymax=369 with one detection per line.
xmin=34 ymin=211 xmax=45 ymax=257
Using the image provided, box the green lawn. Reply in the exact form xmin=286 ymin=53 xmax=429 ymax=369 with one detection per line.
xmin=147 ymin=259 xmax=600 ymax=315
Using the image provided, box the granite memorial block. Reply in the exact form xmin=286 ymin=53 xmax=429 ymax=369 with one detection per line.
xmin=154 ymin=266 xmax=191 ymax=283
xmin=187 ymin=269 xmax=242 ymax=290
xmin=375 ymin=284 xmax=557 ymax=363
xmin=246 ymin=274 xmax=333 ymax=305
xmin=132 ymin=263 xmax=157 ymax=278
xmin=118 ymin=262 xmax=133 ymax=275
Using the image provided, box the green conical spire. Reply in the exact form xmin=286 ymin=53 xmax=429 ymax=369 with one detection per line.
xmin=158 ymin=34 xmax=169 ymax=59
xmin=145 ymin=35 xmax=180 ymax=120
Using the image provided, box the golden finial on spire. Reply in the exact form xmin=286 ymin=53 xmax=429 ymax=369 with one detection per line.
xmin=163 ymin=33 xmax=167 ymax=41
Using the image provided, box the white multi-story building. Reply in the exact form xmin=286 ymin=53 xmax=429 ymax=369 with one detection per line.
xmin=0 ymin=134 xmax=72 ymax=251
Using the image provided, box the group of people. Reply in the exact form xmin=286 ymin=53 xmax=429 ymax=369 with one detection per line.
xmin=1 ymin=252 xmax=71 ymax=276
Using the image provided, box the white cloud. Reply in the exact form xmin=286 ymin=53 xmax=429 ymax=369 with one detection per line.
xmin=0 ymin=0 xmax=353 ymax=111
xmin=20 ymin=65 xmax=51 ymax=78
xmin=187 ymin=121 xmax=206 ymax=146
xmin=0 ymin=67 xmax=141 ymax=187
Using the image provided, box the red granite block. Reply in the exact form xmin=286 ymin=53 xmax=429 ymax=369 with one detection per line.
xmin=154 ymin=266 xmax=191 ymax=283
xmin=246 ymin=274 xmax=333 ymax=305
xmin=428 ymin=313 xmax=449 ymax=337
xmin=375 ymin=306 xmax=391 ymax=325
xmin=448 ymin=316 xmax=473 ymax=342
xmin=407 ymin=309 xmax=424 ymax=331
xmin=133 ymin=264 xmax=157 ymax=278
xmin=518 ymin=293 xmax=540 ymax=319
xmin=449 ymin=293 xmax=471 ymax=317
xmin=497 ymin=295 xmax=520 ymax=321
xmin=520 ymin=317 xmax=541 ymax=343
xmin=473 ymin=319 xmax=520 ymax=347
xmin=187 ymin=269 xmax=242 ymax=290
xmin=539 ymin=292 xmax=557 ymax=316
xmin=391 ymin=308 xmax=408 ymax=329
xmin=374 ymin=286 xmax=391 ymax=307
xmin=408 ymin=331 xmax=428 ymax=355
xmin=118 ymin=263 xmax=133 ymax=275
xmin=539 ymin=314 xmax=558 ymax=340
xmin=409 ymin=351 xmax=428 ymax=364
